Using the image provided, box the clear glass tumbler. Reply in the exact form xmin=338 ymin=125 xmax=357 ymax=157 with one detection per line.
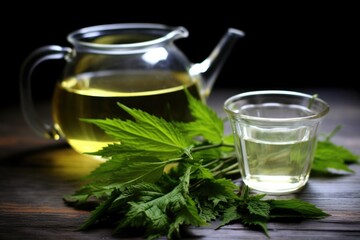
xmin=224 ymin=90 xmax=330 ymax=194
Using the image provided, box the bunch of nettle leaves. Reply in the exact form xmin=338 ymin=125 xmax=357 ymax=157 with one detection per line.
xmin=64 ymin=90 xmax=359 ymax=239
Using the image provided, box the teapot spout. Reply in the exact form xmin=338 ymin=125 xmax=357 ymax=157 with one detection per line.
xmin=190 ymin=28 xmax=245 ymax=98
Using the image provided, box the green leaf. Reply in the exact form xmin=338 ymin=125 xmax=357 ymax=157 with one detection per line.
xmin=92 ymin=143 xmax=182 ymax=161
xmin=176 ymin=89 xmax=224 ymax=144
xmin=218 ymin=200 xmax=270 ymax=237
xmin=87 ymin=155 xmax=168 ymax=185
xmin=82 ymin=104 xmax=192 ymax=158
xmin=114 ymin=167 xmax=207 ymax=238
xmin=79 ymin=189 xmax=121 ymax=230
xmin=241 ymin=215 xmax=269 ymax=237
xmin=64 ymin=183 xmax=118 ymax=204
xmin=192 ymin=177 xmax=239 ymax=207
xmin=232 ymin=187 xmax=270 ymax=236
xmin=223 ymin=133 xmax=235 ymax=145
xmin=313 ymin=140 xmax=359 ymax=173
xmin=218 ymin=206 xmax=241 ymax=228
xmin=247 ymin=200 xmax=271 ymax=218
xmin=267 ymin=199 xmax=330 ymax=218
xmin=112 ymin=182 xmax=164 ymax=205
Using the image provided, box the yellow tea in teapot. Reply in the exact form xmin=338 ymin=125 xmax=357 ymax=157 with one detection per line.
xmin=52 ymin=70 xmax=203 ymax=155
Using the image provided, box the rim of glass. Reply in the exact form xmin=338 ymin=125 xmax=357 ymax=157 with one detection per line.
xmin=224 ymin=90 xmax=330 ymax=122
xmin=67 ymin=23 xmax=188 ymax=50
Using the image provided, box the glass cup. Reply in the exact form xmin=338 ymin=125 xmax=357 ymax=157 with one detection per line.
xmin=224 ymin=90 xmax=330 ymax=194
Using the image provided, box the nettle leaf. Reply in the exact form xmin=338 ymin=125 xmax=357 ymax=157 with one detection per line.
xmin=87 ymin=155 xmax=168 ymax=185
xmin=241 ymin=215 xmax=269 ymax=237
xmin=313 ymin=126 xmax=359 ymax=174
xmin=81 ymin=104 xmax=192 ymax=158
xmin=247 ymin=200 xmax=271 ymax=218
xmin=114 ymin=167 xmax=207 ymax=238
xmin=217 ymin=206 xmax=240 ymax=228
xmin=223 ymin=133 xmax=235 ymax=145
xmin=267 ymin=199 xmax=330 ymax=218
xmin=219 ymin=203 xmax=270 ymax=237
xmin=64 ymin=183 xmax=120 ymax=204
xmin=92 ymin=143 xmax=183 ymax=161
xmin=190 ymin=164 xmax=214 ymax=180
xmin=216 ymin=187 xmax=270 ymax=236
xmin=176 ymin=90 xmax=224 ymax=144
xmin=192 ymin=178 xmax=239 ymax=207
xmin=114 ymin=182 xmax=164 ymax=204
xmin=79 ymin=189 xmax=121 ymax=230
xmin=313 ymin=140 xmax=359 ymax=173
xmin=191 ymin=146 xmax=224 ymax=160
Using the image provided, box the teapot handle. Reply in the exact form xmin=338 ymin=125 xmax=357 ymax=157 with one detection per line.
xmin=19 ymin=45 xmax=72 ymax=140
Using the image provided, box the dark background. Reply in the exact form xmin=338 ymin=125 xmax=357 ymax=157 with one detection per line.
xmin=3 ymin=2 xmax=358 ymax=108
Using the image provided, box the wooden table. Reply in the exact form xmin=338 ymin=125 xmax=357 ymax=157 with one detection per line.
xmin=1 ymin=88 xmax=359 ymax=239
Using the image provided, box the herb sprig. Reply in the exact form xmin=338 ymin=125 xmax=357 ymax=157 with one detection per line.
xmin=64 ymin=90 xmax=358 ymax=239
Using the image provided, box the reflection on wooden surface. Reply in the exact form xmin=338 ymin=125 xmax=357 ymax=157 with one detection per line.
xmin=1 ymin=141 xmax=102 ymax=179
xmin=22 ymin=146 xmax=103 ymax=180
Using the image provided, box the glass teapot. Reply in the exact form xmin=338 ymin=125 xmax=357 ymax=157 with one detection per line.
xmin=20 ymin=23 xmax=245 ymax=158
